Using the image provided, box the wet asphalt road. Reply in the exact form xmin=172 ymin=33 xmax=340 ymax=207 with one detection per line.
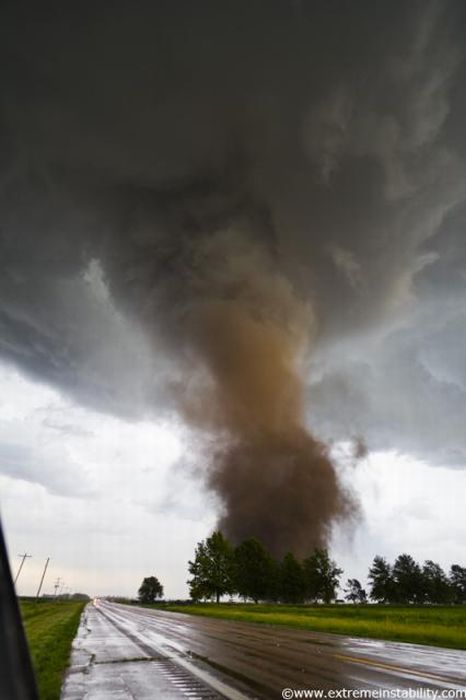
xmin=61 ymin=601 xmax=466 ymax=699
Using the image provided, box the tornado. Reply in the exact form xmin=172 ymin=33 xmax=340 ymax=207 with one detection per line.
xmin=166 ymin=226 xmax=356 ymax=556
xmin=1 ymin=0 xmax=464 ymax=553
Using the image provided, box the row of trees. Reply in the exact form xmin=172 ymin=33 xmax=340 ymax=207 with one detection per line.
xmin=188 ymin=532 xmax=466 ymax=605
xmin=188 ymin=531 xmax=342 ymax=603
xmin=368 ymin=555 xmax=466 ymax=604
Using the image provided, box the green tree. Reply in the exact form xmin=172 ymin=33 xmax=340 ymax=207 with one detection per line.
xmin=138 ymin=576 xmax=164 ymax=603
xmin=368 ymin=556 xmax=394 ymax=603
xmin=303 ymin=549 xmax=343 ymax=603
xmin=279 ymin=552 xmax=306 ymax=603
xmin=450 ymin=565 xmax=466 ymax=604
xmin=188 ymin=531 xmax=234 ymax=603
xmin=422 ymin=561 xmax=451 ymax=604
xmin=393 ymin=554 xmax=424 ymax=603
xmin=233 ymin=538 xmax=276 ymax=603
xmin=344 ymin=578 xmax=367 ymax=604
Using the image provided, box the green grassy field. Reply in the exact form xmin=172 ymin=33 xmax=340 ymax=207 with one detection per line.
xmin=20 ymin=600 xmax=85 ymax=700
xmin=162 ymin=603 xmax=466 ymax=650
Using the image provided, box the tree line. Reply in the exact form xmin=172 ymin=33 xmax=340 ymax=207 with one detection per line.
xmin=188 ymin=531 xmax=343 ymax=604
xmin=368 ymin=555 xmax=466 ymax=604
xmin=187 ymin=531 xmax=466 ymax=605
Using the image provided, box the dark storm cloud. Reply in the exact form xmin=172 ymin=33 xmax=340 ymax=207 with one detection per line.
xmin=1 ymin=0 xmax=465 ymax=551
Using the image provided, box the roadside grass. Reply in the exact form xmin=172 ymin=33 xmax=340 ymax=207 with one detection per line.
xmin=20 ymin=599 xmax=85 ymax=700
xmin=161 ymin=603 xmax=466 ymax=650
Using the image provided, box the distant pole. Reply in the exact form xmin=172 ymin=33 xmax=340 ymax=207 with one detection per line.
xmin=54 ymin=577 xmax=61 ymax=597
xmin=14 ymin=553 xmax=32 ymax=586
xmin=35 ymin=558 xmax=50 ymax=602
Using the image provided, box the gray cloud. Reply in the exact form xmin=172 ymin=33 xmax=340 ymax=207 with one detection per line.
xmin=308 ymin=293 xmax=466 ymax=467
xmin=0 ymin=438 xmax=95 ymax=498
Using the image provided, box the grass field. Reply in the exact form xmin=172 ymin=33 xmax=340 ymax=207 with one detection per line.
xmin=162 ymin=603 xmax=466 ymax=650
xmin=20 ymin=600 xmax=86 ymax=700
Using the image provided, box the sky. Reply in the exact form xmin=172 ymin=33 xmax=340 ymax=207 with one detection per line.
xmin=1 ymin=0 xmax=466 ymax=597
xmin=3 ymin=358 xmax=465 ymax=597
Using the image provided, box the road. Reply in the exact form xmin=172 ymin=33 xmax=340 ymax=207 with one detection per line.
xmin=61 ymin=601 xmax=466 ymax=699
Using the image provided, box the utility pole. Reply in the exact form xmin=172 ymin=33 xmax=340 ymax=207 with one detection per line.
xmin=35 ymin=557 xmax=50 ymax=602
xmin=14 ymin=553 xmax=32 ymax=585
xmin=53 ymin=577 xmax=61 ymax=597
